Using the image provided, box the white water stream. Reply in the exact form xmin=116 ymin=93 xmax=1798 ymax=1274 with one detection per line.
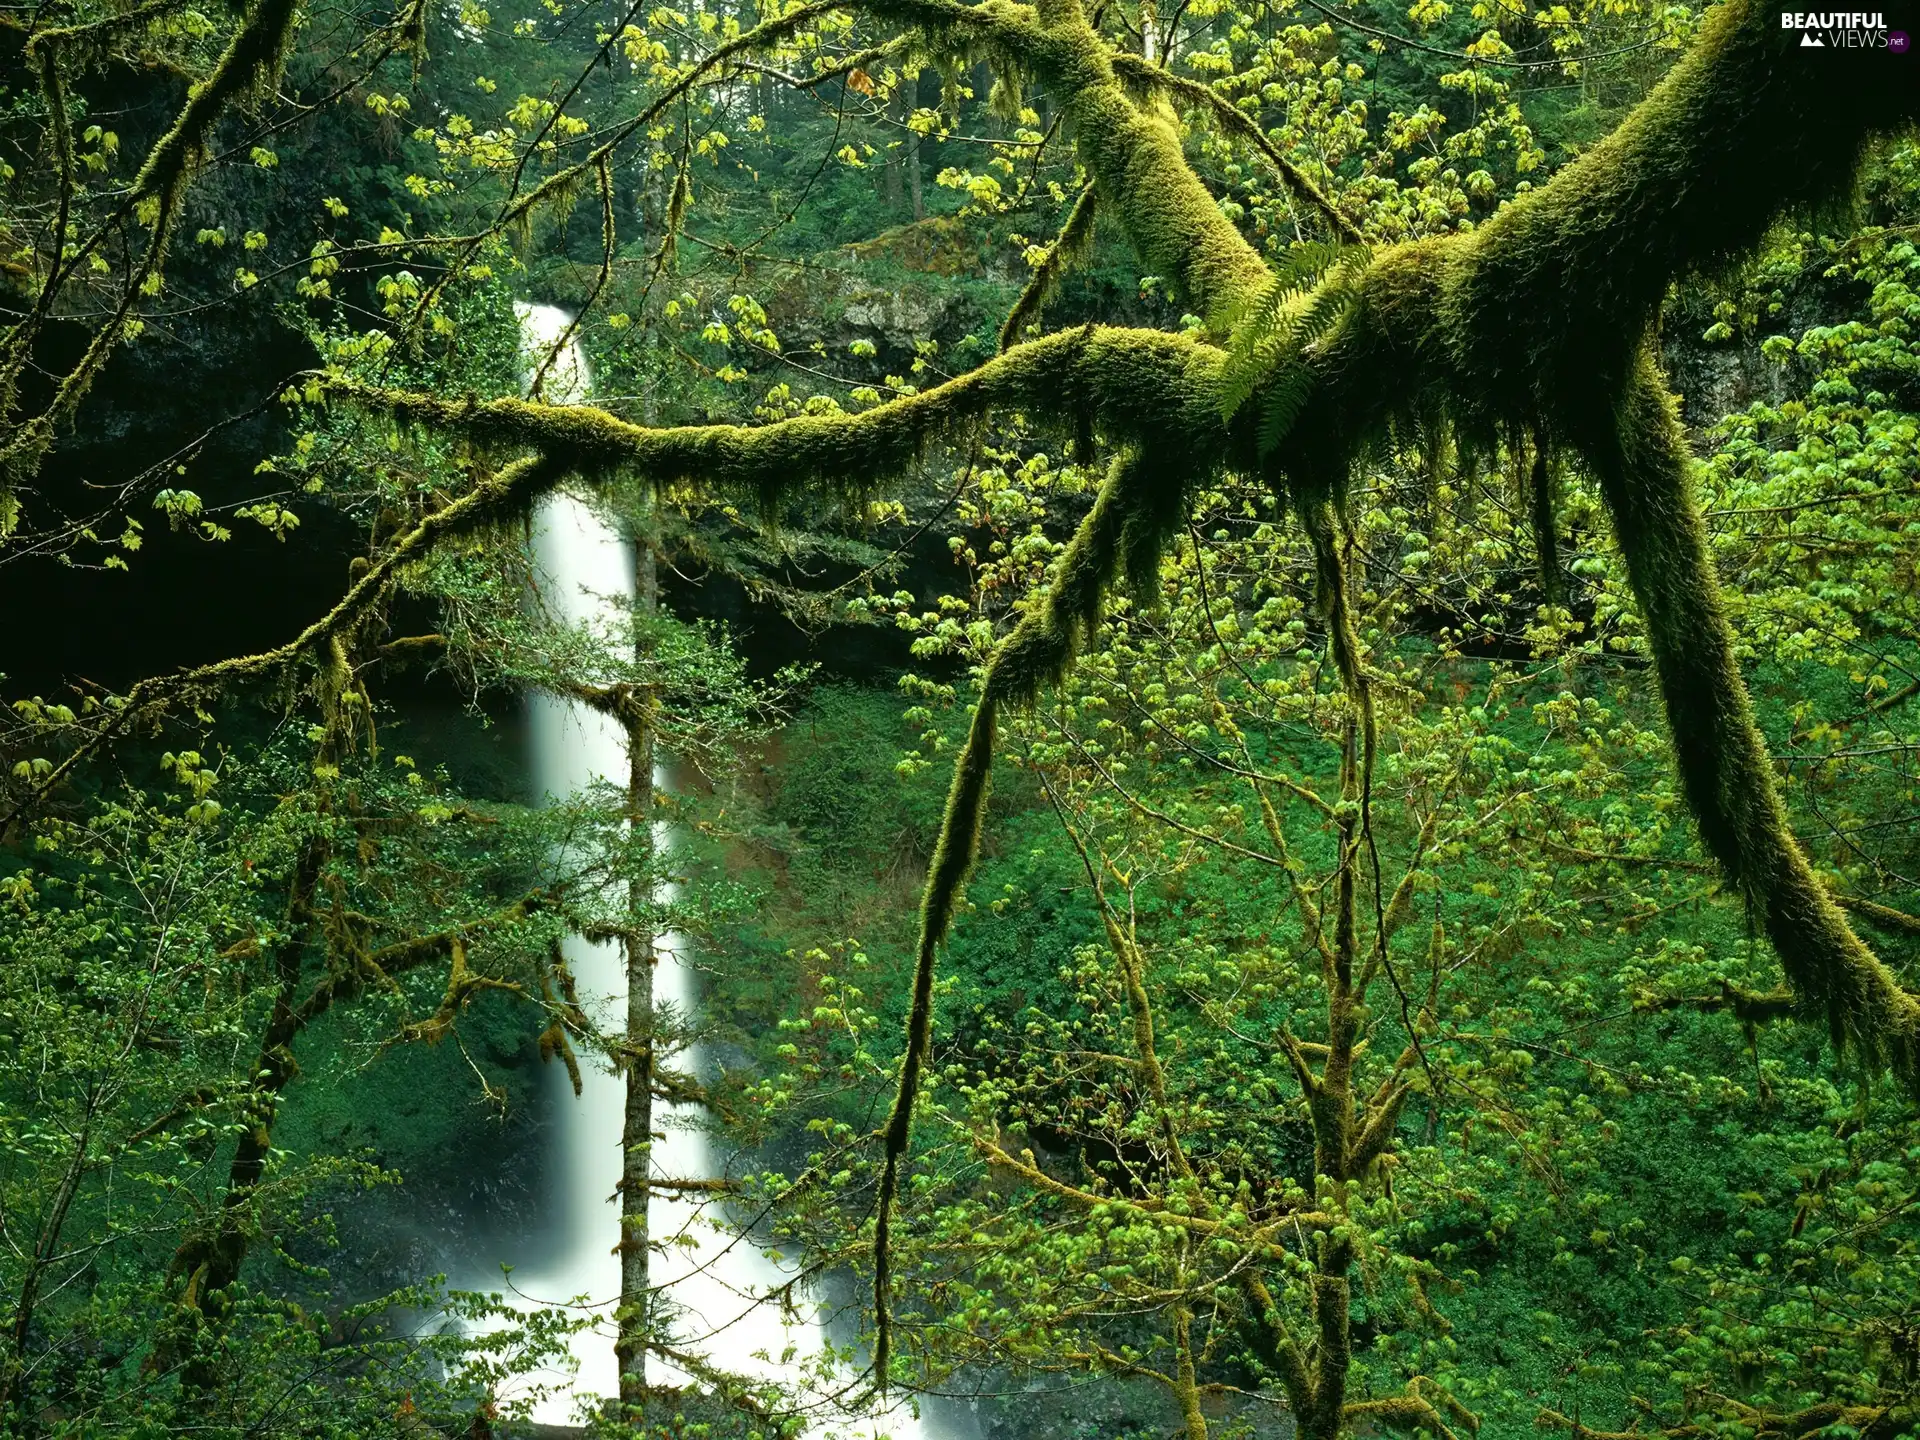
xmin=482 ymin=302 xmax=937 ymax=1437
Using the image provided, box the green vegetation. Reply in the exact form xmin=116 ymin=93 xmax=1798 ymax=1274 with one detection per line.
xmin=3 ymin=0 xmax=1919 ymax=1436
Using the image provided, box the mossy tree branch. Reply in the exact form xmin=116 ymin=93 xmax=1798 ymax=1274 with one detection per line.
xmin=328 ymin=323 xmax=1228 ymax=516
xmin=861 ymin=0 xmax=1273 ymax=311
xmin=1106 ymin=52 xmax=1361 ymax=245
xmin=1584 ymin=358 xmax=1920 ymax=1079
xmin=1538 ymin=1398 xmax=1909 ymax=1440
xmin=3 ymin=0 xmax=307 ymax=483
xmin=1236 ymin=0 xmax=1920 ymax=1088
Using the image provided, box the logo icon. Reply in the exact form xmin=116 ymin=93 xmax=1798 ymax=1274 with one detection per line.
xmin=1780 ymin=10 xmax=1896 ymax=45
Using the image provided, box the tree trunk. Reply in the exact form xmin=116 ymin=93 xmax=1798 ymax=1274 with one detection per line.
xmin=156 ymin=836 xmax=323 ymax=1386
xmin=0 ymin=1103 xmax=95 ymax=1419
xmin=905 ymin=72 xmax=924 ymax=221
xmin=885 ymin=85 xmax=906 ymax=212
xmin=614 ymin=538 xmax=659 ymax=1414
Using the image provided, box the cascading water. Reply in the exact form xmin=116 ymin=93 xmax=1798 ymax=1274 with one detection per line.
xmin=485 ymin=302 xmax=939 ymax=1437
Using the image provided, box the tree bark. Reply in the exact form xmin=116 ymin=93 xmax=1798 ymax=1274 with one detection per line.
xmin=906 ymin=71 xmax=925 ymax=221
xmin=614 ymin=535 xmax=659 ymax=1414
xmin=885 ymin=82 xmax=906 ymax=212
xmin=0 ymin=1103 xmax=95 ymax=1419
xmin=156 ymin=834 xmax=323 ymax=1387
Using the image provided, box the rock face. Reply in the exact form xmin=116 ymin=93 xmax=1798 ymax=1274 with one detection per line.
xmin=1664 ymin=323 xmax=1790 ymax=429
xmin=1661 ymin=276 xmax=1838 ymax=429
xmin=763 ymin=226 xmax=1007 ymax=363
xmin=839 ymin=286 xmax=960 ymax=341
xmin=765 ymin=267 xmax=966 ymax=365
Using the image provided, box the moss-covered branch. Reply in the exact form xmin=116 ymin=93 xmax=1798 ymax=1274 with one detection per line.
xmin=1231 ymin=0 xmax=1920 ymax=1085
xmin=331 ymin=323 xmax=1229 ymax=514
xmin=3 ymin=0 xmax=305 ymax=482
xmin=1538 ymin=1399 xmax=1908 ymax=1440
xmin=1833 ymin=893 xmax=1920 ymax=936
xmin=865 ymin=0 xmax=1272 ymax=311
xmin=1586 ymin=358 xmax=1920 ymax=1080
xmin=1107 ymin=52 xmax=1360 ymax=244
xmin=1344 ymin=1394 xmax=1460 ymax=1440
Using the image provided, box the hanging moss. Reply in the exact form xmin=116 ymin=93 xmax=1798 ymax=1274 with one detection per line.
xmin=998 ymin=182 xmax=1099 ymax=352
xmin=324 ymin=0 xmax=1920 ymax=1387
xmin=1587 ymin=354 xmax=1920 ymax=1078
xmin=1528 ymin=430 xmax=1561 ymax=605
xmin=873 ymin=443 xmax=1191 ymax=1384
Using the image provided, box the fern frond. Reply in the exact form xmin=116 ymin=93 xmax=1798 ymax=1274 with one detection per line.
xmin=1213 ymin=240 xmax=1340 ymax=330
xmin=1215 ymin=241 xmax=1365 ymax=424
xmin=1256 ymin=365 xmax=1315 ymax=456
xmin=1218 ymin=243 xmax=1369 ymax=454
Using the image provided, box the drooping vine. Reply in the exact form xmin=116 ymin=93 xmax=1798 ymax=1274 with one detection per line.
xmin=998 ymin=181 xmax=1100 ymax=352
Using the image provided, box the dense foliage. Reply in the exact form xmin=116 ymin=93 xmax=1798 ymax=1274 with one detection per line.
xmin=2 ymin=0 xmax=1917 ymax=1436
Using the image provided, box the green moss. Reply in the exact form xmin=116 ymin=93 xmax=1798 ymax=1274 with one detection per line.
xmin=1587 ymin=353 xmax=1920 ymax=1079
xmin=1241 ymin=0 xmax=1920 ymax=1084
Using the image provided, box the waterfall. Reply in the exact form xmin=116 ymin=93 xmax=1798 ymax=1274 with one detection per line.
xmin=489 ymin=302 xmax=937 ymax=1437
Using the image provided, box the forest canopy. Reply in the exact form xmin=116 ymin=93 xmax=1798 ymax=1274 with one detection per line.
xmin=2 ymin=0 xmax=1919 ymax=1436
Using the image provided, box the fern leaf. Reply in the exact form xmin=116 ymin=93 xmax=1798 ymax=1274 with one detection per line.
xmin=1217 ymin=242 xmax=1370 ymax=447
xmin=1256 ymin=364 xmax=1314 ymax=456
